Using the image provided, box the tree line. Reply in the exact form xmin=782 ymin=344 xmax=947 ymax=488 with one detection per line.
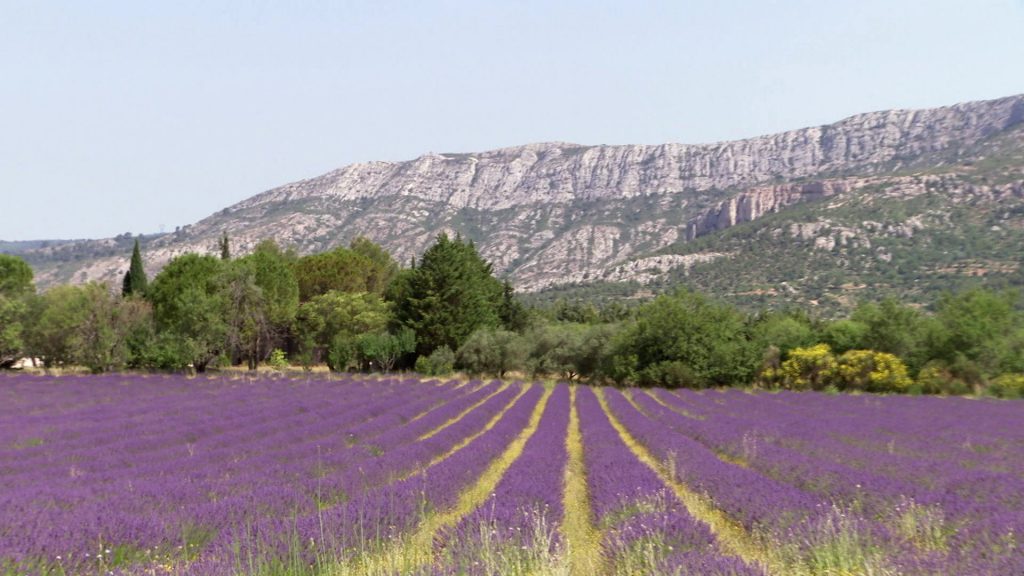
xmin=1 ymin=235 xmax=1022 ymax=398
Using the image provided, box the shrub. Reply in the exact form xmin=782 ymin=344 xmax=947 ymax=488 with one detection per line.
xmin=778 ymin=344 xmax=837 ymax=390
xmin=914 ymin=361 xmax=973 ymax=395
xmin=833 ymin=350 xmax=912 ymax=393
xmin=988 ymin=374 xmax=1024 ymax=399
xmin=267 ymin=349 xmax=289 ymax=370
xmin=415 ymin=346 xmax=455 ymax=376
xmin=327 ymin=335 xmax=355 ymax=372
xmin=456 ymin=329 xmax=528 ymax=378
xmin=638 ymin=360 xmax=701 ymax=388
xmin=357 ymin=328 xmax=415 ymax=372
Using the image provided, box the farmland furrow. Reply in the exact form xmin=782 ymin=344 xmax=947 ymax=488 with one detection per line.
xmin=580 ymin=387 xmax=762 ymax=575
xmin=562 ymin=386 xmax=604 ymax=576
xmin=334 ymin=384 xmax=552 ymax=574
xmin=397 ymin=383 xmax=530 ymax=482
xmin=642 ymin=389 xmax=702 ymax=420
xmin=418 ymin=381 xmax=510 ymax=440
xmin=433 ymin=384 xmax=571 ymax=575
xmin=650 ymin=388 xmax=1024 ymax=574
xmin=592 ymin=387 xmax=777 ymax=575
xmin=407 ymin=379 xmax=483 ymax=424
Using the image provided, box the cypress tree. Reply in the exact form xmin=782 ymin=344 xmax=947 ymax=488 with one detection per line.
xmin=219 ymin=232 xmax=231 ymax=260
xmin=122 ymin=239 xmax=148 ymax=297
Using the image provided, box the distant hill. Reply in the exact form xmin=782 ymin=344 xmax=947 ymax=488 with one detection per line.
xmin=11 ymin=94 xmax=1024 ymax=314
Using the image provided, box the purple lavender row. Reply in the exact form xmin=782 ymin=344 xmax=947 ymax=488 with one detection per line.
xmin=633 ymin=390 xmax=957 ymax=572
xmin=577 ymin=387 xmax=763 ymax=575
xmin=604 ymin=388 xmax=823 ymax=532
xmin=664 ymin=388 xmax=1024 ymax=511
xmin=435 ymin=383 xmax=571 ymax=574
xmin=680 ymin=388 xmax=1024 ymax=477
xmin=644 ymin=390 xmax=926 ymax=516
xmin=659 ymin=388 xmax=1024 ymax=573
xmin=191 ymin=384 xmax=546 ymax=574
xmin=173 ymin=382 xmax=520 ymax=571
xmin=0 ymin=375 xmax=467 ymax=574
xmin=0 ymin=376 xmax=434 ymax=500
xmin=0 ymin=375 xmax=393 ymax=474
xmin=660 ymin=389 xmax=1024 ymax=539
xmin=4 ymin=373 xmax=471 ymax=573
xmin=0 ymin=377 xmax=430 ymax=570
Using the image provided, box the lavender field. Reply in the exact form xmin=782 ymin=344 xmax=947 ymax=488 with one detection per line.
xmin=1 ymin=374 xmax=1022 ymax=575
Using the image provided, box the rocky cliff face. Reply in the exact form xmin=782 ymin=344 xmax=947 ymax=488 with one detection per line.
xmin=18 ymin=94 xmax=1024 ymax=292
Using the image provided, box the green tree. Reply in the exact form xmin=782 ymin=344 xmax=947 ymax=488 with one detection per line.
xmin=610 ymin=289 xmax=758 ymax=388
xmin=219 ymin=231 xmax=231 ymax=260
xmin=498 ymin=280 xmax=529 ymax=332
xmin=526 ymin=323 xmax=617 ymax=381
xmin=348 ymin=236 xmax=398 ymax=294
xmin=294 ymin=247 xmax=373 ymax=300
xmin=221 ymin=261 xmax=269 ymax=370
xmin=931 ymin=288 xmax=1024 ymax=378
xmin=850 ymin=298 xmax=931 ymax=372
xmin=0 ymin=255 xmax=33 ymax=368
xmin=0 ymin=295 xmax=27 ymax=368
xmin=415 ymin=345 xmax=455 ymax=376
xmin=147 ymin=253 xmax=227 ymax=371
xmin=553 ymin=299 xmax=600 ymax=324
xmin=821 ymin=319 xmax=869 ymax=354
xmin=295 ymin=291 xmax=392 ymax=365
xmin=0 ymin=254 xmax=33 ymax=297
xmin=392 ymin=233 xmax=504 ymax=356
xmin=236 ymin=240 xmax=300 ymax=356
xmin=750 ymin=311 xmax=817 ymax=360
xmin=24 ymin=283 xmax=151 ymax=372
xmin=357 ymin=328 xmax=416 ymax=372
xmin=121 ymin=238 xmax=148 ymax=297
xmin=456 ymin=328 xmax=528 ymax=378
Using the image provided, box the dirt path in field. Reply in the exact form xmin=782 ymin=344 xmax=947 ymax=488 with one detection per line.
xmin=642 ymin=389 xmax=704 ymax=420
xmin=392 ymin=383 xmax=530 ymax=484
xmin=406 ymin=379 xmax=490 ymax=425
xmin=593 ymin=387 xmax=780 ymax=576
xmin=418 ymin=381 xmax=511 ymax=440
xmin=562 ymin=386 xmax=606 ymax=576
xmin=337 ymin=384 xmax=553 ymax=575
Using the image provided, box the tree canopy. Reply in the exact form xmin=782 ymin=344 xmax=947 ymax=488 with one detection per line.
xmin=0 ymin=254 xmax=33 ymax=297
xmin=147 ymin=253 xmax=228 ymax=371
xmin=391 ymin=233 xmax=504 ymax=356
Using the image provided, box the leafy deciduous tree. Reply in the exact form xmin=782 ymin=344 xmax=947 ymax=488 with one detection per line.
xmin=610 ymin=289 xmax=758 ymax=388
xmin=456 ymin=328 xmax=528 ymax=378
xmin=147 ymin=254 xmax=227 ymax=371
xmin=0 ymin=255 xmax=33 ymax=368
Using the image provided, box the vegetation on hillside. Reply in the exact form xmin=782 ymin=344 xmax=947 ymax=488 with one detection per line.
xmin=3 ymin=234 xmax=1023 ymax=398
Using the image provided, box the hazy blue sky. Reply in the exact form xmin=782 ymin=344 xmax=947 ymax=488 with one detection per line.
xmin=2 ymin=0 xmax=1023 ymax=240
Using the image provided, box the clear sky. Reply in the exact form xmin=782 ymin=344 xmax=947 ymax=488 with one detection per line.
xmin=2 ymin=0 xmax=1023 ymax=240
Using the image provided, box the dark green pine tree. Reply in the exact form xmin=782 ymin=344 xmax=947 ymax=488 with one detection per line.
xmin=392 ymin=233 xmax=503 ymax=356
xmin=121 ymin=239 xmax=148 ymax=297
xmin=498 ymin=279 xmax=528 ymax=332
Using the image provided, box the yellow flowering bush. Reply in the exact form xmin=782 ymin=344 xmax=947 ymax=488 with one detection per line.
xmin=834 ymin=349 xmax=912 ymax=393
xmin=779 ymin=344 xmax=837 ymax=390
xmin=988 ymin=374 xmax=1024 ymax=399
xmin=776 ymin=345 xmax=912 ymax=392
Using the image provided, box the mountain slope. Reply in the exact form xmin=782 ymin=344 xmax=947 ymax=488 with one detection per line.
xmin=12 ymin=94 xmax=1024 ymax=310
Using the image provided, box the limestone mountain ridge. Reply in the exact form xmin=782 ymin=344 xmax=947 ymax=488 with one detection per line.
xmin=11 ymin=93 xmax=1024 ymax=309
